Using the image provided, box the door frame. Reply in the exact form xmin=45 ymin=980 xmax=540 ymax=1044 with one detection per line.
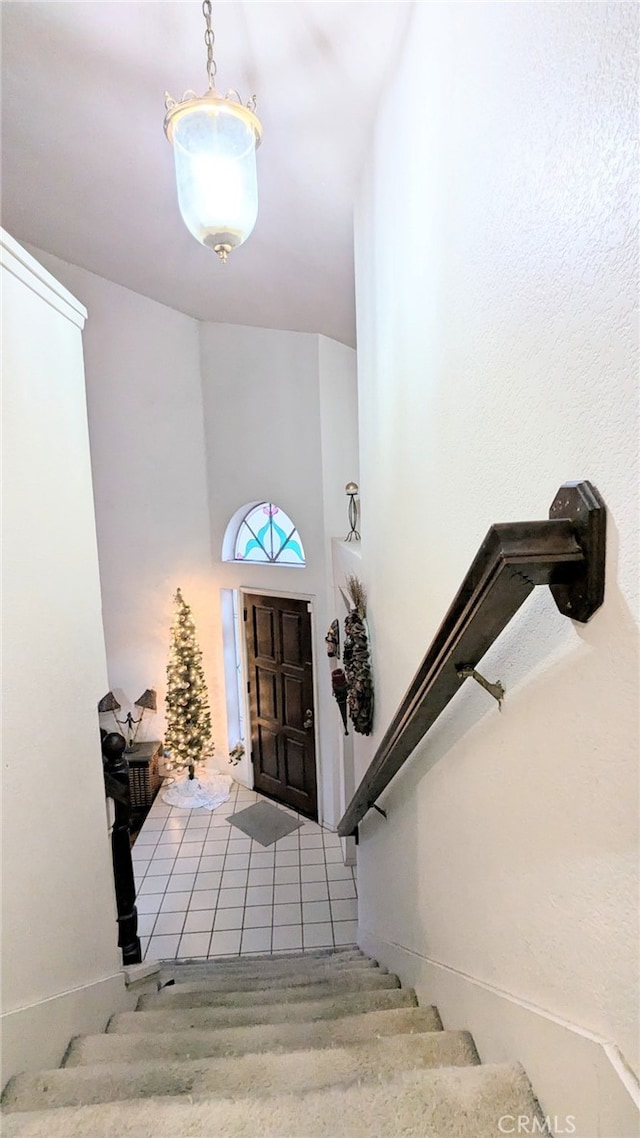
xmin=237 ymin=586 xmax=323 ymax=822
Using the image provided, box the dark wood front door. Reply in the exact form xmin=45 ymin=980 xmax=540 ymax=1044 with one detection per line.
xmin=244 ymin=593 xmax=317 ymax=820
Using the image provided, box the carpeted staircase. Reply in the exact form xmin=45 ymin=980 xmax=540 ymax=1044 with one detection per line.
xmin=2 ymin=947 xmax=544 ymax=1137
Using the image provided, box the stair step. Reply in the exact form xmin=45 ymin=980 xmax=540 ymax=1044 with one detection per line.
xmin=155 ymin=962 xmax=383 ymax=997
xmin=158 ymin=948 xmax=366 ymax=981
xmin=64 ymin=1005 xmax=443 ymax=1067
xmin=0 ymin=1063 xmax=545 ymax=1137
xmin=2 ymin=1031 xmax=480 ymax=1112
xmin=165 ymin=946 xmax=363 ymax=967
xmin=108 ymin=987 xmax=417 ymax=1034
xmin=139 ymin=969 xmax=399 ymax=1010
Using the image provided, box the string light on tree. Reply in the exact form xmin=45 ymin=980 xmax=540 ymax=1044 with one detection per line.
xmin=165 ymin=588 xmax=213 ymax=779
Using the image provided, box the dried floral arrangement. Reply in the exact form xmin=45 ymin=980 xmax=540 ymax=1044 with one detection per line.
xmin=342 ymin=574 xmax=374 ymax=736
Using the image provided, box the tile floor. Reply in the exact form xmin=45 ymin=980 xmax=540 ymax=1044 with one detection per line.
xmin=132 ymin=781 xmax=358 ymax=960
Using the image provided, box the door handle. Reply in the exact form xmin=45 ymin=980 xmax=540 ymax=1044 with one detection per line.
xmin=303 ymin=709 xmax=313 ymax=731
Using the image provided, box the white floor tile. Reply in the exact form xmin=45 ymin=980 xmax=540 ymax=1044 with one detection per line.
xmin=147 ymin=933 xmax=181 ymax=958
xmin=194 ymin=871 xmax=222 ymax=891
xmin=302 ymin=923 xmax=333 ymax=948
xmin=198 ymin=855 xmax=225 ymax=873
xmin=214 ymin=907 xmax=244 ymax=931
xmin=300 ymin=864 xmax=327 ymax=883
xmin=221 ymin=868 xmax=248 ymax=889
xmin=136 ymin=914 xmax=157 ymax=937
xmin=154 ymin=912 xmax=186 ymax=936
xmin=133 ymin=860 xmax=150 ymax=880
xmin=273 ymin=902 xmax=301 ymax=926
xmin=183 ymin=910 xmax=215 ymax=934
xmin=272 ymin=925 xmax=302 ymax=951
xmin=189 ymin=889 xmax=219 ymax=909
xmin=250 ymin=852 xmax=275 ymax=869
xmin=274 ymin=882 xmax=301 ymax=904
xmin=301 ymin=881 xmax=329 ymax=902
xmin=172 ymin=857 xmax=200 ymax=874
xmin=217 ymin=886 xmax=246 ymax=908
xmin=274 ymin=850 xmax=298 ymax=867
xmin=248 ymin=867 xmax=273 ymax=886
xmin=203 ymin=839 xmax=228 ymax=855
xmin=179 ymin=932 xmax=211 ymax=957
xmin=185 ymin=816 xmax=210 ymax=829
xmin=324 ymin=847 xmax=344 ymax=863
xmin=225 ymin=853 xmax=250 ymax=871
xmin=146 ymin=858 xmax=176 ymax=876
xmin=274 ymin=865 xmax=299 ymax=884
xmin=302 ymin=900 xmax=331 ymax=923
xmin=140 ymin=936 xmax=151 ymax=958
xmin=241 ymin=926 xmax=272 ymax=953
xmin=134 ymin=831 xmax=160 ymax=847
xmin=274 ymin=835 xmax=299 ymax=850
xmin=179 ymin=841 xmax=205 ymax=857
xmin=138 ymin=875 xmax=170 ymax=896
xmin=160 ymin=892 xmax=192 ymax=913
xmin=326 ymin=863 xmax=352 ymax=880
xmin=246 ymin=885 xmax=274 ymax=906
xmin=137 ymin=894 xmax=165 ymax=915
xmin=210 ymin=930 xmax=241 ymax=955
xmin=166 ymin=872 xmax=196 ymax=892
xmin=328 ymin=879 xmax=356 ymax=900
xmin=141 ymin=817 xmax=166 ymax=831
xmin=300 ymin=849 xmax=325 ymax=865
xmin=333 ymin=920 xmax=358 ymax=945
xmin=300 ymin=834 xmax=324 ymax=848
xmin=227 ymin=837 xmax=252 ymax=853
xmin=322 ymin=831 xmax=341 ymax=848
xmin=243 ymin=905 xmax=273 ymax=928
xmin=331 ymin=897 xmax=358 ymax=921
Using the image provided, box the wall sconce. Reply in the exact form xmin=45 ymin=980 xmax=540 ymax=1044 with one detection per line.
xmin=98 ymin=689 xmax=157 ymax=752
xmin=345 ymin=482 xmax=361 ymax=542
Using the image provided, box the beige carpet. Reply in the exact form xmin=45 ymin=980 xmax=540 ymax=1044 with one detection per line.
xmin=2 ymin=947 xmax=545 ymax=1137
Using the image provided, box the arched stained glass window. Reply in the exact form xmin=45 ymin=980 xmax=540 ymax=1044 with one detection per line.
xmin=233 ymin=502 xmax=305 ymax=566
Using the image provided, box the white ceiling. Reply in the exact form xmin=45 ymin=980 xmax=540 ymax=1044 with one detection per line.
xmin=1 ymin=1 xmax=413 ymax=346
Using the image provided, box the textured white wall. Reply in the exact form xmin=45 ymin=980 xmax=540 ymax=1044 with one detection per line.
xmin=1 ymin=235 xmax=125 ymax=1081
xmin=354 ymin=0 xmax=638 ymax=1083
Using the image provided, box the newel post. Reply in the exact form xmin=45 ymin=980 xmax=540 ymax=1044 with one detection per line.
xmin=101 ymin=730 xmax=142 ymax=965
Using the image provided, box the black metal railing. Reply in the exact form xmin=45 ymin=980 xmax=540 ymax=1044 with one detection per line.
xmin=101 ymin=730 xmax=142 ymax=965
xmin=337 ymin=481 xmax=606 ymax=838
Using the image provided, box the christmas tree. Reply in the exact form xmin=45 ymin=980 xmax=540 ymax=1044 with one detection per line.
xmin=165 ymin=588 xmax=213 ymax=779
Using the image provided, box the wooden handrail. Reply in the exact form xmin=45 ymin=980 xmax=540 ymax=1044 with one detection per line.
xmin=337 ymin=481 xmax=606 ymax=838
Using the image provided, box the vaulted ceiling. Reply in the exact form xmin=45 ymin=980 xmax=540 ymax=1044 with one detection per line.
xmin=1 ymin=1 xmax=413 ymax=346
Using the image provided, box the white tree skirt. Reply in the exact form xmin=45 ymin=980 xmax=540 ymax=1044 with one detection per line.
xmin=162 ymin=767 xmax=233 ymax=811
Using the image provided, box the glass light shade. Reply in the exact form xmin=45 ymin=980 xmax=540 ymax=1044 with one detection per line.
xmin=166 ymin=95 xmax=261 ymax=259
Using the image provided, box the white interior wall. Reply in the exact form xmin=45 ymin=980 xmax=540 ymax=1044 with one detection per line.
xmin=29 ymin=248 xmax=215 ymax=748
xmin=354 ymin=1 xmax=638 ymax=1130
xmin=1 ymin=234 xmax=128 ymax=1083
xmin=199 ymin=324 xmax=357 ymax=826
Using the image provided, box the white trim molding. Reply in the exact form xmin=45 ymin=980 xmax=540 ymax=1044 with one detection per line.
xmin=359 ymin=928 xmax=639 ymax=1138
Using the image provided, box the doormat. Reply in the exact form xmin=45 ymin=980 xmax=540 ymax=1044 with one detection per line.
xmin=227 ymin=801 xmax=303 ymax=847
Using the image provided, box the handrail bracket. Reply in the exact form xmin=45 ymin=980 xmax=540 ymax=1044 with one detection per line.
xmin=457 ymin=666 xmax=505 ymax=709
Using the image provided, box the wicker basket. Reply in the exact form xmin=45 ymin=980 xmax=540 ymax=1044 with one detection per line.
xmin=127 ymin=742 xmax=162 ymax=809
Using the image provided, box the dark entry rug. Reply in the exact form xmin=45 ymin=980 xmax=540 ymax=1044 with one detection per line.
xmin=227 ymin=800 xmax=303 ymax=847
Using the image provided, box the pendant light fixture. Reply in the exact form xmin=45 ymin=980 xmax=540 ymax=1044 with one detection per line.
xmin=164 ymin=0 xmax=262 ymax=263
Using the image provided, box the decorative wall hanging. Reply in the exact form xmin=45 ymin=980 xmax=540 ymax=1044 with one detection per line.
xmin=342 ymin=574 xmax=374 ymax=736
xmin=325 ymin=618 xmax=340 ymax=659
xmin=325 ymin=618 xmax=348 ymax=734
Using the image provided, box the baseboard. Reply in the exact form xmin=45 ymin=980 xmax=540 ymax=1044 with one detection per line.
xmin=360 ymin=928 xmax=639 ymax=1138
xmin=1 ymin=971 xmax=133 ymax=1087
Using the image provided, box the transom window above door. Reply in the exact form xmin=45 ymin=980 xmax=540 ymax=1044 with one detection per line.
xmin=225 ymin=502 xmax=306 ymax=567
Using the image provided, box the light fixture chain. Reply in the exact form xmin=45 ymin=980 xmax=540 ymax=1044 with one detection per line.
xmin=202 ymin=0 xmax=217 ymax=89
